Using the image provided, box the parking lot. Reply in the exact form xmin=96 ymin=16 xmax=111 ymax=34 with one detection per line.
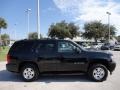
xmin=0 ymin=51 xmax=120 ymax=90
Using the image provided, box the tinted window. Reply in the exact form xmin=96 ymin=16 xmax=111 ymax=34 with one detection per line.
xmin=9 ymin=41 xmax=35 ymax=53
xmin=45 ymin=43 xmax=55 ymax=51
xmin=37 ymin=42 xmax=56 ymax=53
xmin=36 ymin=43 xmax=44 ymax=53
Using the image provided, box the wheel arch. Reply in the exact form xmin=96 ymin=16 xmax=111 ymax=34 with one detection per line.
xmin=18 ymin=61 xmax=39 ymax=73
xmin=88 ymin=59 xmax=109 ymax=71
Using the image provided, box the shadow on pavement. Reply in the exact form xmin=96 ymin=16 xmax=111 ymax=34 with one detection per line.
xmin=0 ymin=70 xmax=22 ymax=82
xmin=0 ymin=70 xmax=93 ymax=83
xmin=37 ymin=74 xmax=92 ymax=83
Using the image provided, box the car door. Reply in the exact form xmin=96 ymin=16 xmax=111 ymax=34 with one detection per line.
xmin=36 ymin=41 xmax=58 ymax=72
xmin=57 ymin=41 xmax=88 ymax=72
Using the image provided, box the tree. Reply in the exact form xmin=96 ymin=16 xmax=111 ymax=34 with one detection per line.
xmin=28 ymin=32 xmax=42 ymax=39
xmin=116 ymin=35 xmax=120 ymax=42
xmin=102 ymin=24 xmax=116 ymax=40
xmin=82 ymin=21 xmax=116 ymax=43
xmin=0 ymin=17 xmax=7 ymax=44
xmin=1 ymin=34 xmax=10 ymax=46
xmin=48 ymin=20 xmax=80 ymax=39
xmin=68 ymin=22 xmax=80 ymax=39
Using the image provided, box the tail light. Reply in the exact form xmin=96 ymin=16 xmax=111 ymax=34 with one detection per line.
xmin=7 ymin=54 xmax=11 ymax=64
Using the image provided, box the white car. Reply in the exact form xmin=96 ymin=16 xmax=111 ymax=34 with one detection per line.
xmin=114 ymin=44 xmax=120 ymax=51
xmin=90 ymin=43 xmax=103 ymax=50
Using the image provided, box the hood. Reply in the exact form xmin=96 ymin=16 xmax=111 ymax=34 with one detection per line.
xmin=84 ymin=50 xmax=112 ymax=59
xmin=85 ymin=49 xmax=112 ymax=54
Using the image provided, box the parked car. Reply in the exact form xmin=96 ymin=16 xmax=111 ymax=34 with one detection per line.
xmin=6 ymin=39 xmax=116 ymax=82
xmin=101 ymin=43 xmax=114 ymax=50
xmin=89 ymin=43 xmax=103 ymax=50
xmin=75 ymin=41 xmax=90 ymax=49
xmin=114 ymin=43 xmax=120 ymax=51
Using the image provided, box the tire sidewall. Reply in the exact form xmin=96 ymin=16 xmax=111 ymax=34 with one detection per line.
xmin=88 ymin=64 xmax=108 ymax=82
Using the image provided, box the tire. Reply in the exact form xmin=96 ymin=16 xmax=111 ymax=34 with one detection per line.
xmin=20 ymin=64 xmax=39 ymax=82
xmin=88 ymin=64 xmax=108 ymax=82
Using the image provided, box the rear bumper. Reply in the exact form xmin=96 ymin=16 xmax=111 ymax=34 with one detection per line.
xmin=6 ymin=63 xmax=19 ymax=73
xmin=108 ymin=61 xmax=116 ymax=74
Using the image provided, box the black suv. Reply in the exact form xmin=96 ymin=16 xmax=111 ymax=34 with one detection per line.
xmin=6 ymin=39 xmax=116 ymax=82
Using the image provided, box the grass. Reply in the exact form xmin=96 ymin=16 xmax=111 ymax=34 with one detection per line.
xmin=0 ymin=46 xmax=10 ymax=61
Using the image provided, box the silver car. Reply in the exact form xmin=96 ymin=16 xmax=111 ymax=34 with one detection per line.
xmin=114 ymin=44 xmax=120 ymax=50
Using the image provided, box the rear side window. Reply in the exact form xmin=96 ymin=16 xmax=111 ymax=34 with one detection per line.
xmin=36 ymin=42 xmax=56 ymax=54
xmin=9 ymin=41 xmax=35 ymax=53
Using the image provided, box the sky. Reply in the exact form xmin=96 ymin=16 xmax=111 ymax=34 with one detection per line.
xmin=1 ymin=0 xmax=120 ymax=40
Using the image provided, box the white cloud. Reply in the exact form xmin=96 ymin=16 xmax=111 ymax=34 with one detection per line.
xmin=53 ymin=0 xmax=120 ymax=35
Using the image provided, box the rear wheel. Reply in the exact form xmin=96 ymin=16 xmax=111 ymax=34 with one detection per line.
xmin=21 ymin=64 xmax=39 ymax=82
xmin=88 ymin=64 xmax=108 ymax=82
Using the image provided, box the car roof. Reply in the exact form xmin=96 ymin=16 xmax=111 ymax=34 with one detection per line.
xmin=15 ymin=39 xmax=72 ymax=43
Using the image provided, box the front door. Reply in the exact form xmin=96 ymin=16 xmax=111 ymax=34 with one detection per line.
xmin=57 ymin=41 xmax=88 ymax=72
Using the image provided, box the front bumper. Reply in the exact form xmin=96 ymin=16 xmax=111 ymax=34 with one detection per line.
xmin=108 ymin=61 xmax=116 ymax=74
xmin=6 ymin=63 xmax=19 ymax=73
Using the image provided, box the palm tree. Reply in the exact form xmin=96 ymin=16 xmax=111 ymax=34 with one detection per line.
xmin=0 ymin=17 xmax=7 ymax=44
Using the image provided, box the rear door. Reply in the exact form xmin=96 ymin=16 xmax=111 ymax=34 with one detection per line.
xmin=36 ymin=41 xmax=58 ymax=72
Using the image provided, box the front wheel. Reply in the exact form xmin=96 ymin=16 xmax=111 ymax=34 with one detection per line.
xmin=88 ymin=64 xmax=108 ymax=82
xmin=21 ymin=64 xmax=39 ymax=82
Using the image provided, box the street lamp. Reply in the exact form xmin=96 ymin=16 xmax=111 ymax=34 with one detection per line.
xmin=106 ymin=12 xmax=111 ymax=43
xmin=14 ymin=24 xmax=17 ymax=40
xmin=37 ymin=0 xmax=40 ymax=39
xmin=26 ymin=8 xmax=31 ymax=39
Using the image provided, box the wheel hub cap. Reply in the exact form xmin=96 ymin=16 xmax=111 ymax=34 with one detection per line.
xmin=23 ymin=68 xmax=35 ymax=79
xmin=93 ymin=67 xmax=105 ymax=80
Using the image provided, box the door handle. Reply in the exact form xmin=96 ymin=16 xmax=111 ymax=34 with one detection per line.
xmin=74 ymin=62 xmax=85 ymax=64
xmin=74 ymin=62 xmax=80 ymax=64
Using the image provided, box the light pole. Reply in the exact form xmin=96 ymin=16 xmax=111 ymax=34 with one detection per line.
xmin=14 ymin=24 xmax=17 ymax=40
xmin=106 ymin=12 xmax=111 ymax=43
xmin=26 ymin=8 xmax=31 ymax=39
xmin=37 ymin=0 xmax=40 ymax=39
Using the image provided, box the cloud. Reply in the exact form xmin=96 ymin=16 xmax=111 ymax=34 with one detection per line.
xmin=53 ymin=0 xmax=120 ymax=35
